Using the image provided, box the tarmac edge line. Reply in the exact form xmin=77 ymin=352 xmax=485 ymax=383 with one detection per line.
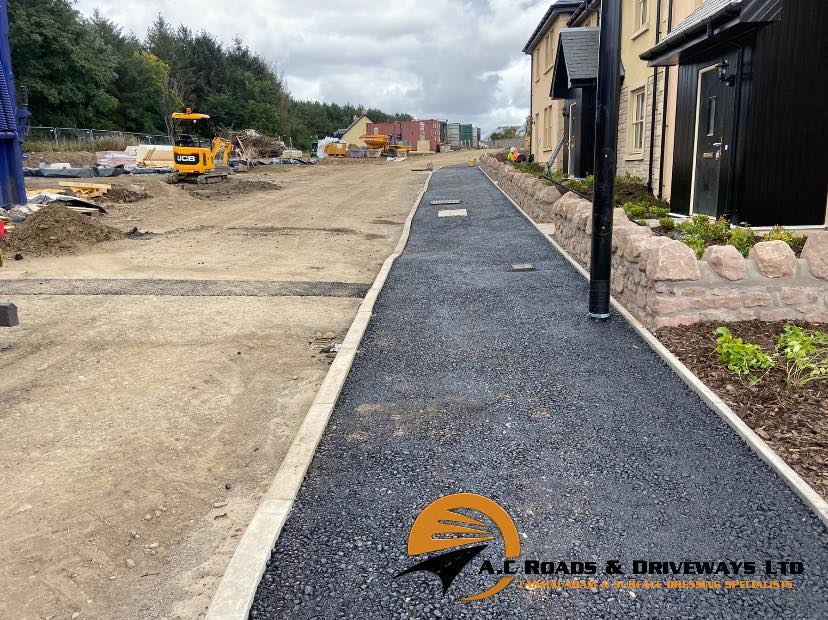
xmin=204 ymin=170 xmax=434 ymax=620
xmin=479 ymin=165 xmax=828 ymax=529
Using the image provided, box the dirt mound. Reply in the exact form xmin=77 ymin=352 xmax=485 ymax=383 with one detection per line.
xmin=104 ymin=186 xmax=150 ymax=203
xmin=24 ymin=150 xmax=97 ymax=168
xmin=1 ymin=204 xmax=122 ymax=256
xmin=181 ymin=179 xmax=282 ymax=201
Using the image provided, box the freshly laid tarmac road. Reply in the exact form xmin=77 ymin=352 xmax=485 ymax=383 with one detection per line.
xmin=249 ymin=166 xmax=828 ymax=619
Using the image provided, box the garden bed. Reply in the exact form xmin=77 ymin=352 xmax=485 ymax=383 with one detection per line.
xmin=658 ymin=320 xmax=827 ymax=498
xmin=630 ymin=213 xmax=808 ymax=259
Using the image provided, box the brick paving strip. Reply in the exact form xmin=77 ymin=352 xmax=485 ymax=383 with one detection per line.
xmin=0 ymin=278 xmax=370 ymax=298
xmin=248 ymin=166 xmax=827 ymax=618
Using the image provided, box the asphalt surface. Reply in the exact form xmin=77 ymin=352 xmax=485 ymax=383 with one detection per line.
xmin=249 ymin=166 xmax=828 ymax=619
xmin=0 ymin=278 xmax=369 ymax=297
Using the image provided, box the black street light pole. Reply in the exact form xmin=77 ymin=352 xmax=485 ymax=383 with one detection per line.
xmin=589 ymin=0 xmax=622 ymax=319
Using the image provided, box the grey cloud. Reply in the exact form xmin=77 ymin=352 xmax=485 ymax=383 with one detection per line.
xmin=74 ymin=0 xmax=550 ymax=134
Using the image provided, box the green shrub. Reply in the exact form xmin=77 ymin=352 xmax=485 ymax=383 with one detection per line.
xmin=764 ymin=225 xmax=806 ymax=253
xmin=636 ymin=219 xmax=648 ymax=227
xmin=777 ymin=324 xmax=828 ymax=389
xmin=658 ymin=217 xmax=675 ymax=231
xmin=682 ymin=234 xmax=706 ymax=259
xmin=727 ymin=225 xmax=755 ymax=257
xmin=652 ymin=207 xmax=670 ymax=218
xmin=625 ymin=204 xmax=648 ymax=218
xmin=715 ymin=327 xmax=775 ymax=385
xmin=567 ymin=174 xmax=594 ymax=194
xmin=676 ymin=215 xmax=730 ymax=243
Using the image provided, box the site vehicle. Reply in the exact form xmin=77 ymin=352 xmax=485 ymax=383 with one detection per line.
xmin=168 ymin=109 xmax=232 ymax=184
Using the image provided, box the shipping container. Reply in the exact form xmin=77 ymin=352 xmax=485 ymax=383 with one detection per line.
xmin=447 ymin=122 xmax=461 ymax=149
xmin=471 ymin=126 xmax=480 ymax=149
xmin=460 ymin=124 xmax=473 ymax=149
xmin=364 ymin=120 xmax=443 ymax=152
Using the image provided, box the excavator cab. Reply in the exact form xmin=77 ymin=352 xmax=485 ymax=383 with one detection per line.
xmin=169 ymin=109 xmax=232 ymax=184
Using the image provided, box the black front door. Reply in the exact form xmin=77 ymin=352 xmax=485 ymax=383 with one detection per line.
xmin=692 ymin=62 xmax=735 ymax=217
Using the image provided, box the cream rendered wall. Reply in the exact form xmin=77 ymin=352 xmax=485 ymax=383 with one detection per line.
xmin=529 ymin=15 xmax=570 ymax=167
xmin=341 ymin=116 xmax=372 ymax=148
xmin=661 ymin=0 xmax=704 ymax=202
xmin=618 ymin=0 xmax=663 ymax=184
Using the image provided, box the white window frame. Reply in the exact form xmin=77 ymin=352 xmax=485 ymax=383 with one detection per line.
xmin=636 ymin=0 xmax=650 ymax=29
xmin=629 ymin=87 xmax=647 ymax=154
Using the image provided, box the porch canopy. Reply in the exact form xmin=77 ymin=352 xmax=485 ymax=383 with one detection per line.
xmin=641 ymin=0 xmax=783 ymax=66
xmin=551 ymin=27 xmax=624 ymax=99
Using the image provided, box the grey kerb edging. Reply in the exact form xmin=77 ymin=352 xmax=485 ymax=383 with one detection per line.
xmin=204 ymin=171 xmax=434 ymax=620
xmin=479 ymin=162 xmax=828 ymax=530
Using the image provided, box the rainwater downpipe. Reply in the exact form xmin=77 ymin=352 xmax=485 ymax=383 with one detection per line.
xmin=657 ymin=0 xmax=673 ymax=200
xmin=647 ymin=0 xmax=663 ymax=193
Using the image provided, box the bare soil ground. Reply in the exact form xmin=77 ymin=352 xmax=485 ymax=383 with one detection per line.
xmin=1 ymin=151 xmax=486 ymax=620
xmin=658 ymin=321 xmax=828 ymax=498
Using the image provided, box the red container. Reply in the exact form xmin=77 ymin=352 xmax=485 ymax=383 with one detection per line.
xmin=364 ymin=119 xmax=443 ymax=152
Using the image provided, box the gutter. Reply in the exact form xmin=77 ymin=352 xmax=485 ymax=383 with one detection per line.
xmin=641 ymin=1 xmax=743 ymax=63
xmin=568 ymin=0 xmax=600 ymax=27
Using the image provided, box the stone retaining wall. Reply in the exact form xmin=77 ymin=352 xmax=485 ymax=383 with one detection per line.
xmin=479 ymin=154 xmax=828 ymax=330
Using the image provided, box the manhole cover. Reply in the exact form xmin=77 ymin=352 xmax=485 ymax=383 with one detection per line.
xmin=430 ymin=199 xmax=461 ymax=205
xmin=438 ymin=209 xmax=468 ymax=217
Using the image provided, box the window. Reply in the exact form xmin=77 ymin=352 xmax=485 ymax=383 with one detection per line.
xmin=707 ymin=97 xmax=717 ymax=136
xmin=534 ymin=113 xmax=540 ymax=144
xmin=635 ymin=0 xmax=649 ymax=29
xmin=545 ymin=105 xmax=554 ymax=148
xmin=631 ymin=88 xmax=646 ymax=152
xmin=533 ymin=50 xmax=539 ymax=81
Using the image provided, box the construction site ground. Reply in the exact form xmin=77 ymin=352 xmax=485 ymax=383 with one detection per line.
xmin=0 ymin=150 xmax=484 ymax=620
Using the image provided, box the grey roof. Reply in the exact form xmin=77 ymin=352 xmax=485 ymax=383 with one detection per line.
xmin=658 ymin=0 xmax=742 ymax=49
xmin=559 ymin=27 xmax=600 ymax=82
xmin=523 ymin=1 xmax=582 ymax=53
xmin=641 ymin=0 xmax=782 ymax=65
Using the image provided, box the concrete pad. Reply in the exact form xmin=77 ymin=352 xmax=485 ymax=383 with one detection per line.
xmin=437 ymin=209 xmax=467 ymax=217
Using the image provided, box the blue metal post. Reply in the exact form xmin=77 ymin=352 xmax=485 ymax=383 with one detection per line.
xmin=0 ymin=0 xmax=26 ymax=207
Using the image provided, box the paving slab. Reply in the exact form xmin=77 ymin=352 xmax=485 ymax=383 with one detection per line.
xmin=249 ymin=165 xmax=828 ymax=619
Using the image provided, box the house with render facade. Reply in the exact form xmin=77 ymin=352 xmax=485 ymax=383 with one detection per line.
xmin=526 ymin=0 xmax=828 ymax=227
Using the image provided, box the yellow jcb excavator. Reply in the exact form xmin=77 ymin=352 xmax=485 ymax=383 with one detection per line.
xmin=168 ymin=109 xmax=232 ymax=184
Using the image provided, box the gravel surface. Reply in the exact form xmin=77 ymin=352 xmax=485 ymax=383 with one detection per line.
xmin=249 ymin=166 xmax=828 ymax=619
xmin=0 ymin=278 xmax=370 ymax=297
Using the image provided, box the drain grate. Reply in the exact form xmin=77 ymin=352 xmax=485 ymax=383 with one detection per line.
xmin=430 ymin=199 xmax=461 ymax=205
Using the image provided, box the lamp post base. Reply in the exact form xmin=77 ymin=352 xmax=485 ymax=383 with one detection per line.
xmin=588 ymin=312 xmax=610 ymax=320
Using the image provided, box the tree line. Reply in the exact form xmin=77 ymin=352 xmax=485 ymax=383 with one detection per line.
xmin=8 ymin=0 xmax=412 ymax=150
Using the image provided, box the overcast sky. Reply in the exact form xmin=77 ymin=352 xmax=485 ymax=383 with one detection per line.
xmin=74 ymin=0 xmax=552 ymax=135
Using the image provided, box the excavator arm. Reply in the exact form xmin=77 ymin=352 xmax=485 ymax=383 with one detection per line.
xmin=212 ymin=137 xmax=232 ymax=165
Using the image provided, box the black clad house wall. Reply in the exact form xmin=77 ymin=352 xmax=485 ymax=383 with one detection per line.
xmin=670 ymin=0 xmax=828 ymax=225
xmin=567 ymin=87 xmax=596 ymax=178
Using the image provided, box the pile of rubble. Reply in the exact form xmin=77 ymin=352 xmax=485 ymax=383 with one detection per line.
xmin=229 ymin=129 xmax=287 ymax=159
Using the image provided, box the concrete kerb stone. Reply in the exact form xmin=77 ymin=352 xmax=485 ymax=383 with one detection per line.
xmin=204 ymin=171 xmax=435 ymax=620
xmin=478 ymin=163 xmax=828 ymax=529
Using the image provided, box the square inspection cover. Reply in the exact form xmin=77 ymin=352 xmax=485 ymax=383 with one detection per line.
xmin=430 ymin=199 xmax=461 ymax=205
xmin=437 ymin=209 xmax=468 ymax=217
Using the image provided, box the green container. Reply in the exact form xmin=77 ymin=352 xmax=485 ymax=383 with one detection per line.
xmin=460 ymin=124 xmax=473 ymax=148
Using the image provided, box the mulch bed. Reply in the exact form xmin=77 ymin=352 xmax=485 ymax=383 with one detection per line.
xmin=658 ymin=321 xmax=827 ymax=498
